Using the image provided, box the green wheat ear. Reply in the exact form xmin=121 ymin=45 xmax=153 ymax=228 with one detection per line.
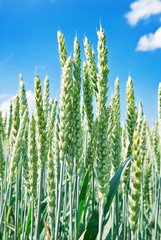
xmin=43 ymin=75 xmax=50 ymax=120
xmin=123 ymin=76 xmax=136 ymax=191
xmin=59 ymin=57 xmax=73 ymax=176
xmin=129 ymin=123 xmax=142 ymax=234
xmin=143 ymin=155 xmax=152 ymax=216
xmin=57 ymin=30 xmax=67 ymax=68
xmin=153 ymin=120 xmax=160 ymax=175
xmin=140 ymin=116 xmax=147 ymax=166
xmin=110 ymin=77 xmax=121 ymax=174
xmin=96 ymin=25 xmax=110 ymax=198
xmin=137 ymin=100 xmax=143 ymax=134
xmin=84 ymin=36 xmax=98 ymax=95
xmin=19 ymin=74 xmax=29 ymax=190
xmin=1 ymin=114 xmax=7 ymax=141
xmin=83 ymin=61 xmax=94 ymax=134
xmin=73 ymin=35 xmax=82 ymax=170
xmin=9 ymin=95 xmax=20 ymax=153
xmin=28 ymin=115 xmax=38 ymax=201
xmin=83 ymin=61 xmax=94 ymax=166
xmin=35 ymin=75 xmax=47 ymax=168
xmin=9 ymin=109 xmax=28 ymax=182
xmin=47 ymin=145 xmax=55 ymax=229
xmin=46 ymin=98 xmax=57 ymax=144
xmin=19 ymin=74 xmax=28 ymax=117
xmin=121 ymin=121 xmax=128 ymax=161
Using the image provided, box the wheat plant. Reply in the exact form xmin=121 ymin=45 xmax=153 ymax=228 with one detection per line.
xmin=0 ymin=26 xmax=160 ymax=240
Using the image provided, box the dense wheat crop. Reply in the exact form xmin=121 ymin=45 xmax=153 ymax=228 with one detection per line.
xmin=0 ymin=26 xmax=161 ymax=240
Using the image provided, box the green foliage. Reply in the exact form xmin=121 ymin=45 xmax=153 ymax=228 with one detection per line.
xmin=84 ymin=156 xmax=132 ymax=240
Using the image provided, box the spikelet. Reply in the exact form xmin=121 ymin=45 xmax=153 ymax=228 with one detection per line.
xmin=73 ymin=35 xmax=82 ymax=170
xmin=57 ymin=30 xmax=67 ymax=68
xmin=52 ymin=119 xmax=59 ymax=183
xmin=50 ymin=99 xmax=57 ymax=127
xmin=96 ymin=25 xmax=109 ymax=114
xmin=46 ymin=98 xmax=57 ymax=143
xmin=121 ymin=121 xmax=128 ymax=161
xmin=140 ymin=116 xmax=147 ymax=165
xmin=134 ymin=106 xmax=138 ymax=125
xmin=47 ymin=146 xmax=55 ymax=228
xmin=43 ymin=75 xmax=50 ymax=120
xmin=19 ymin=75 xmax=29 ymax=185
xmin=22 ymin=126 xmax=29 ymax=182
xmin=126 ymin=77 xmax=136 ymax=155
xmin=35 ymin=75 xmax=47 ymax=168
xmin=9 ymin=95 xmax=20 ymax=155
xmin=83 ymin=61 xmax=94 ymax=166
xmin=137 ymin=101 xmax=143 ymax=134
xmin=9 ymin=109 xmax=28 ymax=182
xmin=153 ymin=121 xmax=160 ymax=175
xmin=83 ymin=61 xmax=94 ymax=134
xmin=95 ymin=25 xmax=110 ymax=198
xmin=1 ymin=114 xmax=7 ymax=141
xmin=143 ymin=156 xmax=152 ymax=215
xmin=19 ymin=74 xmax=28 ymax=117
xmin=28 ymin=115 xmax=38 ymax=201
xmin=129 ymin=124 xmax=142 ymax=233
xmin=46 ymin=97 xmax=57 ymax=162
xmin=84 ymin=37 xmax=98 ymax=95
xmin=59 ymin=57 xmax=73 ymax=177
xmin=122 ymin=76 xmax=136 ymax=191
xmin=110 ymin=77 xmax=121 ymax=174
xmin=146 ymin=119 xmax=153 ymax=151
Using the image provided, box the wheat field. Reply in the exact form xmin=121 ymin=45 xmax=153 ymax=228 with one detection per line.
xmin=0 ymin=26 xmax=161 ymax=240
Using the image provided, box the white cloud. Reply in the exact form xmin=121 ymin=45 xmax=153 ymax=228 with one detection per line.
xmin=0 ymin=99 xmax=11 ymax=116
xmin=136 ymin=27 xmax=161 ymax=51
xmin=26 ymin=90 xmax=35 ymax=115
xmin=125 ymin=0 xmax=161 ymax=26
xmin=0 ymin=94 xmax=12 ymax=99
xmin=0 ymin=90 xmax=35 ymax=117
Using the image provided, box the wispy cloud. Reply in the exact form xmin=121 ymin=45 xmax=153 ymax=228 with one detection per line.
xmin=0 ymin=94 xmax=12 ymax=99
xmin=26 ymin=90 xmax=35 ymax=114
xmin=125 ymin=0 xmax=161 ymax=26
xmin=0 ymin=100 xmax=11 ymax=116
xmin=136 ymin=27 xmax=161 ymax=51
xmin=0 ymin=90 xmax=35 ymax=116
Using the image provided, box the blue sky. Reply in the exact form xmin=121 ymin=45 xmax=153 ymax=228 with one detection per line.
xmin=0 ymin=0 xmax=161 ymax=127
